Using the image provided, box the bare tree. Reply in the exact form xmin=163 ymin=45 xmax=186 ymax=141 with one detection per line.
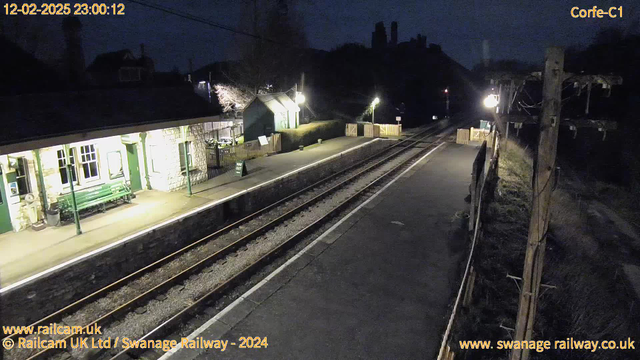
xmin=214 ymin=83 xmax=253 ymax=112
xmin=232 ymin=0 xmax=308 ymax=94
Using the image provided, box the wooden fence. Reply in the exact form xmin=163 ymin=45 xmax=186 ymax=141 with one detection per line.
xmin=362 ymin=123 xmax=402 ymax=137
xmin=378 ymin=124 xmax=402 ymax=136
xmin=456 ymin=129 xmax=470 ymax=145
xmin=437 ymin=128 xmax=500 ymax=360
xmin=206 ymin=134 xmax=281 ymax=176
xmin=364 ymin=124 xmax=380 ymax=138
xmin=456 ymin=127 xmax=495 ymax=145
xmin=470 ymin=127 xmax=494 ymax=144
xmin=345 ymin=123 xmax=358 ymax=137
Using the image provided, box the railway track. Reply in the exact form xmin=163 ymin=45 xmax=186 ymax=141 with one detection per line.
xmin=4 ymin=118 xmax=467 ymax=360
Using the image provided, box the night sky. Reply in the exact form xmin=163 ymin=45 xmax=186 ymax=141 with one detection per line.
xmin=4 ymin=0 xmax=639 ymax=72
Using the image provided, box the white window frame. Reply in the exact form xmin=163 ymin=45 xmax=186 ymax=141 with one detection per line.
xmin=57 ymin=148 xmax=78 ymax=186
xmin=149 ymin=144 xmax=161 ymax=173
xmin=118 ymin=67 xmax=141 ymax=82
xmin=107 ymin=151 xmax=124 ymax=180
xmin=79 ymin=144 xmax=100 ymax=181
xmin=178 ymin=141 xmax=193 ymax=172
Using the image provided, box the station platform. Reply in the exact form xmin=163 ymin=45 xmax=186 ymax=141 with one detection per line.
xmin=166 ymin=142 xmax=478 ymax=360
xmin=0 ymin=136 xmax=378 ymax=288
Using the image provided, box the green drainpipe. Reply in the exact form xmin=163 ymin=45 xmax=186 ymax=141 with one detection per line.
xmin=140 ymin=132 xmax=152 ymax=190
xmin=34 ymin=149 xmax=48 ymax=214
xmin=184 ymin=140 xmax=192 ymax=196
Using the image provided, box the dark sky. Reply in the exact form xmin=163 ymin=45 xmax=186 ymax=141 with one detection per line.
xmin=5 ymin=0 xmax=639 ymax=72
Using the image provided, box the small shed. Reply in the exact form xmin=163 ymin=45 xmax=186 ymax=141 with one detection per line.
xmin=243 ymin=93 xmax=300 ymax=141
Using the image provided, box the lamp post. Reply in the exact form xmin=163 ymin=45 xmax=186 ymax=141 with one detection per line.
xmin=444 ymin=88 xmax=450 ymax=118
xmin=64 ymin=144 xmax=82 ymax=235
xmin=371 ymin=97 xmax=380 ymax=124
xmin=295 ymin=91 xmax=305 ymax=129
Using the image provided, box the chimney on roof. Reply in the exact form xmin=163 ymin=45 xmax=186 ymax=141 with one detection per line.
xmin=62 ymin=16 xmax=85 ymax=85
xmin=187 ymin=58 xmax=194 ymax=83
xmin=140 ymin=43 xmax=145 ymax=57
xmin=372 ymin=22 xmax=387 ymax=50
xmin=390 ymin=21 xmax=398 ymax=47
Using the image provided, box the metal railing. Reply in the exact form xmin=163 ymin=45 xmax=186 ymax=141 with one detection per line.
xmin=438 ymin=128 xmax=501 ymax=360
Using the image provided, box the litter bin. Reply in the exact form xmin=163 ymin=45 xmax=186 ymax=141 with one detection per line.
xmin=46 ymin=208 xmax=60 ymax=227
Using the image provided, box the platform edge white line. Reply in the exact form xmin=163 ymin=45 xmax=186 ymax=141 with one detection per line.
xmin=0 ymin=139 xmax=381 ymax=294
xmin=158 ymin=141 xmax=446 ymax=359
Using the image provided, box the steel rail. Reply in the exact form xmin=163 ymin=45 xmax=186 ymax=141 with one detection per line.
xmin=111 ymin=120 xmax=465 ymax=360
xmin=19 ymin=122 xmax=459 ymax=360
xmin=4 ymin=123 xmax=439 ymax=346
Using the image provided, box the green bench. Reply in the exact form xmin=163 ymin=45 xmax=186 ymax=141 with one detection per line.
xmin=57 ymin=179 xmax=132 ymax=220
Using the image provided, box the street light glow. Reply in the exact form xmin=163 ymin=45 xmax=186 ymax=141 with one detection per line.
xmin=295 ymin=92 xmax=306 ymax=104
xmin=372 ymin=97 xmax=380 ymax=106
xmin=483 ymin=94 xmax=499 ymax=108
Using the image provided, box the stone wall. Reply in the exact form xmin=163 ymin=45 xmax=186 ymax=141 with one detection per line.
xmin=1 ymin=139 xmax=391 ymax=325
xmin=1 ymin=125 xmax=209 ymax=234
xmin=146 ymin=124 xmax=207 ymax=192
xmin=1 ymin=151 xmax=44 ymax=232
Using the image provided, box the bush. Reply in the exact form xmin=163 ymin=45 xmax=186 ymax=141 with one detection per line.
xmin=279 ymin=120 xmax=345 ymax=152
xmin=452 ymin=140 xmax=640 ymax=360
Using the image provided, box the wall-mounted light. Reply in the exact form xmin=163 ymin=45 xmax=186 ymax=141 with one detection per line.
xmin=483 ymin=94 xmax=499 ymax=108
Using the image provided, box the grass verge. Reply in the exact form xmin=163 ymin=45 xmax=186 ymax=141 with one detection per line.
xmin=450 ymin=140 xmax=640 ymax=360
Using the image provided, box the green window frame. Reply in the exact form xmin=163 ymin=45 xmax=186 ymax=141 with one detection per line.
xmin=14 ymin=157 xmax=31 ymax=195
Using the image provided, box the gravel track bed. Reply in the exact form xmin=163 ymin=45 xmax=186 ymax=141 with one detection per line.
xmin=5 ymin=141 xmax=424 ymax=360
xmin=59 ymin=147 xmax=422 ymax=360
xmin=135 ymin=193 xmax=371 ymax=360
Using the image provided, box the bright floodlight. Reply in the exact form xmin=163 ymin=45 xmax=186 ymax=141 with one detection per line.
xmin=483 ymin=94 xmax=499 ymax=108
xmin=295 ymin=92 xmax=306 ymax=104
xmin=372 ymin=97 xmax=380 ymax=106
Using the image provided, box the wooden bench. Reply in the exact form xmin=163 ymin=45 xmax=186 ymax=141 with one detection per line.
xmin=57 ymin=179 xmax=132 ymax=219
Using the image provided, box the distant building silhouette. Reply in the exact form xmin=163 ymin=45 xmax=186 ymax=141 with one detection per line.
xmin=398 ymin=33 xmax=428 ymax=50
xmin=370 ymin=21 xmax=431 ymax=51
xmin=0 ymin=35 xmax=60 ymax=95
xmin=371 ymin=22 xmax=387 ymax=50
xmin=62 ymin=16 xmax=85 ymax=85
xmin=390 ymin=21 xmax=398 ymax=48
xmin=86 ymin=47 xmax=154 ymax=86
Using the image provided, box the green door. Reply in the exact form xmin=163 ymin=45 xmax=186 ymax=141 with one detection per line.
xmin=125 ymin=144 xmax=142 ymax=192
xmin=0 ymin=169 xmax=13 ymax=233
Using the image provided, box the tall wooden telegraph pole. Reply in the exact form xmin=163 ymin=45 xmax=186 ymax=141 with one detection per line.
xmin=511 ymin=47 xmax=564 ymax=360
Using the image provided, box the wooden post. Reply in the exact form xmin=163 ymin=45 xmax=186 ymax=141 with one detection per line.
xmin=511 ymin=47 xmax=564 ymax=360
xmin=469 ymin=165 xmax=476 ymax=232
xmin=463 ymin=266 xmax=476 ymax=307
xmin=585 ymin=82 xmax=592 ymax=115
xmin=215 ymin=143 xmax=221 ymax=168
xmin=504 ymin=122 xmax=509 ymax=151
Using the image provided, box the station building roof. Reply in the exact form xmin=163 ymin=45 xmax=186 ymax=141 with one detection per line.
xmin=248 ymin=93 xmax=300 ymax=114
xmin=0 ymin=86 xmax=219 ymax=154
